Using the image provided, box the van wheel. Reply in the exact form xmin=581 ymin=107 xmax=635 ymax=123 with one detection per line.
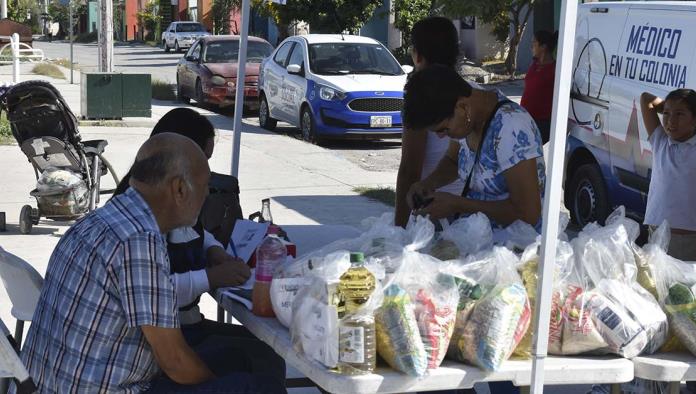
xmin=19 ymin=205 xmax=33 ymax=234
xmin=175 ymin=41 xmax=181 ymax=52
xmin=259 ymin=94 xmax=277 ymax=131
xmin=568 ymin=163 xmax=610 ymax=226
xmin=163 ymin=40 xmax=170 ymax=52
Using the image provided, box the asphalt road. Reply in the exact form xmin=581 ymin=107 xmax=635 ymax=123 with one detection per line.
xmin=34 ymin=39 xmax=182 ymax=83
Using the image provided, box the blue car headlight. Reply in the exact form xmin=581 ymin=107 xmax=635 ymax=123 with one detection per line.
xmin=318 ymin=85 xmax=346 ymax=101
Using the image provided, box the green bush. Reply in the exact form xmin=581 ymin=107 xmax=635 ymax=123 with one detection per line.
xmin=0 ymin=113 xmax=13 ymax=145
xmin=32 ymin=63 xmax=65 ymax=79
xmin=152 ymin=79 xmax=176 ymax=100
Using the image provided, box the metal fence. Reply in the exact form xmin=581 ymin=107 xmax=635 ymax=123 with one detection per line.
xmin=0 ymin=33 xmax=45 ymax=83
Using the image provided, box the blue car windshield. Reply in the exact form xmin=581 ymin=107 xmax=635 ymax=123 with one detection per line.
xmin=177 ymin=23 xmax=205 ymax=32
xmin=203 ymin=41 xmax=273 ymax=63
xmin=308 ymin=43 xmax=403 ymax=76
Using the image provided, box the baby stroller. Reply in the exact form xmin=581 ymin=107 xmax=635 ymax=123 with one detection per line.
xmin=0 ymin=80 xmax=119 ymax=234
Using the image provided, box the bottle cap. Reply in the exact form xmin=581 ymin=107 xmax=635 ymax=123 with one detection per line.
xmin=349 ymin=252 xmax=365 ymax=264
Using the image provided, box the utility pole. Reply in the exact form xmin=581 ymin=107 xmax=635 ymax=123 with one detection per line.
xmin=98 ymin=0 xmax=114 ymax=72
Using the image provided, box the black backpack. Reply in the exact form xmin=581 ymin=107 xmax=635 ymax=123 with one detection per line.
xmin=200 ymin=172 xmax=243 ymax=248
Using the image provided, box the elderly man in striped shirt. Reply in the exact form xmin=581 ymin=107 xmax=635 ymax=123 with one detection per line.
xmin=16 ymin=133 xmax=285 ymax=393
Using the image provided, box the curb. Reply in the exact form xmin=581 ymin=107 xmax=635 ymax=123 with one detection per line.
xmin=78 ymin=119 xmax=158 ymax=128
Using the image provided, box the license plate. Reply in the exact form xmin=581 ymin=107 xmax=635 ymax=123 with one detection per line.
xmin=370 ymin=116 xmax=392 ymax=128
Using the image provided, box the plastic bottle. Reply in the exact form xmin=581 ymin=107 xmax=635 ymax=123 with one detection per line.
xmin=337 ymin=252 xmax=376 ymax=375
xmin=252 ymin=227 xmax=287 ymax=317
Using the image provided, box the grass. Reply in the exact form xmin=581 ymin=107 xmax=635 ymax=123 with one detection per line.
xmin=151 ymin=79 xmax=177 ymax=100
xmin=353 ymin=186 xmax=395 ymax=207
xmin=51 ymin=58 xmax=79 ymax=70
xmin=31 ymin=63 xmax=65 ymax=79
xmin=0 ymin=113 xmax=13 ymax=145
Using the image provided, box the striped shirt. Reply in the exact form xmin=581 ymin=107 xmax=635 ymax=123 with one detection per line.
xmin=17 ymin=187 xmax=179 ymax=393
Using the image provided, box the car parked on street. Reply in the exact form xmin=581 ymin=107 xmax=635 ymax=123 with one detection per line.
xmin=162 ymin=21 xmax=210 ymax=53
xmin=258 ymin=34 xmax=412 ymax=143
xmin=176 ymin=35 xmax=274 ymax=110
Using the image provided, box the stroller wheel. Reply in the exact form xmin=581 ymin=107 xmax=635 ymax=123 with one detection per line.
xmin=19 ymin=205 xmax=33 ymax=234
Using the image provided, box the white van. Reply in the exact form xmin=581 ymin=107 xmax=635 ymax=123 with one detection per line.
xmin=565 ymin=1 xmax=696 ymax=227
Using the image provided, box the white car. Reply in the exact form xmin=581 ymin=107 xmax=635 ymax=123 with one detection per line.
xmin=258 ymin=34 xmax=412 ymax=142
xmin=162 ymin=22 xmax=210 ymax=53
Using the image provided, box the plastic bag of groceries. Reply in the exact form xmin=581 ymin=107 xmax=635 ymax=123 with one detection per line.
xmin=427 ymin=213 xmax=492 ymax=261
xmin=643 ymin=221 xmax=687 ymax=353
xmin=289 ymin=252 xmax=384 ymax=369
xmin=271 ymin=214 xmax=434 ymax=327
xmin=493 ymin=211 xmax=571 ymax=253
xmin=443 ymin=247 xmax=531 ymax=371
xmin=573 ymin=207 xmax=667 ymax=357
xmin=37 ymin=166 xmax=84 ymax=192
xmin=375 ymin=251 xmax=458 ymax=376
xmin=512 ymin=239 xmax=575 ymax=358
xmin=652 ymin=232 xmax=696 ymax=357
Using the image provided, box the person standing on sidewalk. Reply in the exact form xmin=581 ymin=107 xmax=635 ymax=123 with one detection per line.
xmin=394 ymin=16 xmax=466 ymax=228
xmin=520 ymin=30 xmax=558 ymax=144
xmin=640 ymin=89 xmax=696 ymax=261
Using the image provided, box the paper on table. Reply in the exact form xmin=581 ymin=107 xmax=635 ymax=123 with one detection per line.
xmin=220 ymin=269 xmax=255 ymax=310
xmin=227 ymin=220 xmax=270 ymax=262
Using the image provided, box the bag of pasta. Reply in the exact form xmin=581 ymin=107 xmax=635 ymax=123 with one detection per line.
xmin=443 ymin=247 xmax=530 ymax=371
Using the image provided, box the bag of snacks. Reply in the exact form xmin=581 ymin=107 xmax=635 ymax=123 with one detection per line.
xmin=428 ymin=213 xmax=492 ymax=261
xmin=444 ymin=247 xmax=530 ymax=371
xmin=375 ymin=251 xmax=458 ymax=375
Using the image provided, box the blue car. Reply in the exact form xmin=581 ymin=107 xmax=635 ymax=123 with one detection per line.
xmin=258 ymin=34 xmax=412 ymax=143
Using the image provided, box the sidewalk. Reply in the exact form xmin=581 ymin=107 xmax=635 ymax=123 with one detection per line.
xmin=0 ymin=70 xmax=396 ymax=351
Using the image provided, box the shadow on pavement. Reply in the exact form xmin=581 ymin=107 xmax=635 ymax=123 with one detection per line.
xmin=2 ymin=223 xmax=63 ymax=236
xmin=273 ymin=195 xmax=391 ymax=227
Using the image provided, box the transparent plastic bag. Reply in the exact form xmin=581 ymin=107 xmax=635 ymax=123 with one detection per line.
xmin=573 ymin=207 xmax=668 ymax=357
xmin=512 ymin=239 xmax=574 ymax=358
xmin=443 ymin=247 xmax=530 ymax=371
xmin=375 ymin=251 xmax=458 ymax=376
xmin=289 ymin=254 xmax=384 ymax=371
xmin=653 ymin=242 xmax=696 ymax=356
xmin=428 ymin=213 xmax=492 ymax=261
xmin=37 ymin=166 xmax=84 ymax=192
xmin=272 ymin=214 xmax=434 ymax=328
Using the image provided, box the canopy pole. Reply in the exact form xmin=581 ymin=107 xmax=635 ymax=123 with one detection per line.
xmin=530 ymin=1 xmax=578 ymax=393
xmin=230 ymin=0 xmax=251 ymax=177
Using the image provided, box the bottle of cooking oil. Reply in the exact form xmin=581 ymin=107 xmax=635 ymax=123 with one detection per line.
xmin=336 ymin=252 xmax=376 ymax=375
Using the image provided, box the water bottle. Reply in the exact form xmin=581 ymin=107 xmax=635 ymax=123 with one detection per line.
xmin=252 ymin=226 xmax=287 ymax=317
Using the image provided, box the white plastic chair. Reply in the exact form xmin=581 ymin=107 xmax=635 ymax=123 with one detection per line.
xmin=0 ymin=247 xmax=43 ymax=347
xmin=0 ymin=318 xmax=36 ymax=394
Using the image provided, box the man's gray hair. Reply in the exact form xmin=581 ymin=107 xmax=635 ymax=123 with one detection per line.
xmin=130 ymin=150 xmax=193 ymax=188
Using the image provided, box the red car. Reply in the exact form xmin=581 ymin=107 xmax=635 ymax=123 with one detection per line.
xmin=176 ymin=35 xmax=274 ymax=110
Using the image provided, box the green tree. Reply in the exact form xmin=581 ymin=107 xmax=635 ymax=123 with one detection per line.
xmin=136 ymin=0 xmax=162 ymax=41
xmin=437 ymin=0 xmax=545 ymax=76
xmin=212 ymin=0 xmax=235 ymax=34
xmin=391 ymin=0 xmax=432 ymax=64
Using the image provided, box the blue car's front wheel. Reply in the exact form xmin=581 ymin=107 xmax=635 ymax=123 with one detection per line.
xmin=301 ymin=107 xmax=319 ymax=144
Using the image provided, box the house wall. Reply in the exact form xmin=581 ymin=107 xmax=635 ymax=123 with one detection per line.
xmin=360 ymin=0 xmax=389 ymax=46
xmin=460 ymin=19 xmax=508 ymax=62
xmin=197 ymin=0 xmax=212 ymax=31
xmin=124 ymin=0 xmax=140 ymax=40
